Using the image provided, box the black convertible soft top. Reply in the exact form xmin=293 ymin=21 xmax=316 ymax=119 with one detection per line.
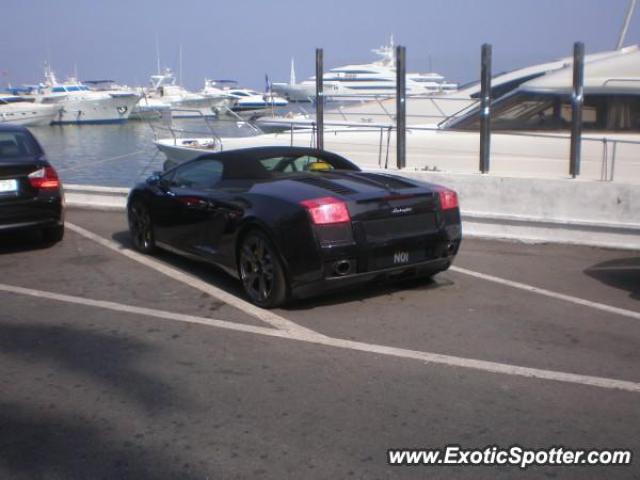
xmin=193 ymin=146 xmax=361 ymax=180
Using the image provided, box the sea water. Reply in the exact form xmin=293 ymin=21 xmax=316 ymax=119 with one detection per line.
xmin=27 ymin=117 xmax=264 ymax=188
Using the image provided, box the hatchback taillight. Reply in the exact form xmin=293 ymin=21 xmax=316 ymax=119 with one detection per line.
xmin=300 ymin=196 xmax=351 ymax=224
xmin=438 ymin=189 xmax=458 ymax=210
xmin=28 ymin=166 xmax=61 ymax=190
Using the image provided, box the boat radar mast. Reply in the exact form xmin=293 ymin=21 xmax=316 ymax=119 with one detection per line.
xmin=290 ymin=58 xmax=296 ymax=86
xmin=371 ymin=35 xmax=396 ymax=67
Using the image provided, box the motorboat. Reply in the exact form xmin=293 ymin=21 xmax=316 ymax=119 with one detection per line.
xmin=133 ymin=69 xmax=230 ymax=119
xmin=155 ymin=137 xmax=222 ymax=167
xmin=259 ymin=45 xmax=639 ymax=130
xmin=0 ymin=94 xmax=58 ymax=126
xmin=202 ymin=80 xmax=288 ymax=117
xmin=271 ymin=37 xmax=457 ymax=102
xmin=33 ymin=66 xmax=140 ymax=124
xmin=130 ymin=95 xmax=172 ymax=120
xmin=157 ymin=46 xmax=640 ymax=184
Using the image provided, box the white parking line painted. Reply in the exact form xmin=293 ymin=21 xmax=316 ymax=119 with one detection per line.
xmin=451 ymin=266 xmax=640 ymax=321
xmin=0 ymin=283 xmax=279 ymax=337
xmin=69 ymin=219 xmax=640 ymax=331
xmin=66 ymin=222 xmax=320 ymax=337
xmin=1 ymin=282 xmax=639 ymax=394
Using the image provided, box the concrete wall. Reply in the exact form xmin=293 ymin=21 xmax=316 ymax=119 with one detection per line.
xmin=381 ymin=171 xmax=640 ymax=250
xmin=65 ymin=184 xmax=128 ymax=211
xmin=65 ymin=174 xmax=640 ymax=251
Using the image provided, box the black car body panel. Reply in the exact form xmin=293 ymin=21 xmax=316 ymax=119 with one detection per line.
xmin=0 ymin=125 xmax=64 ymax=233
xmin=129 ymin=146 xmax=461 ymax=301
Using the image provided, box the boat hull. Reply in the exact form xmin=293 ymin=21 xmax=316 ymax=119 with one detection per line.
xmin=0 ymin=107 xmax=58 ymax=126
xmin=48 ymin=94 xmax=139 ymax=124
xmin=155 ymin=138 xmax=222 ymax=167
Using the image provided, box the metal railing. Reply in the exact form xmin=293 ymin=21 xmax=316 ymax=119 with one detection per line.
xmin=145 ymin=108 xmax=265 ymax=151
xmin=279 ymin=41 xmax=640 ymax=182
xmin=273 ymin=118 xmax=640 ymax=182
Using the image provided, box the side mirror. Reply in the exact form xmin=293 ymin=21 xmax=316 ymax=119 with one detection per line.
xmin=146 ymin=172 xmax=162 ymax=185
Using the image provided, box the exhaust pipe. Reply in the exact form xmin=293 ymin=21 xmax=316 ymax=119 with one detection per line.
xmin=333 ymin=259 xmax=353 ymax=276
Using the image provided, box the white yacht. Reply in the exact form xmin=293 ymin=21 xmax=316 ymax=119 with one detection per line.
xmin=202 ymin=80 xmax=288 ymax=116
xmin=133 ymin=69 xmax=229 ymax=119
xmin=34 ymin=66 xmax=140 ymax=124
xmin=157 ymin=45 xmax=640 ymax=183
xmin=261 ymin=45 xmax=639 ymax=129
xmin=130 ymin=95 xmax=172 ymax=120
xmin=271 ymin=37 xmax=457 ymax=102
xmin=0 ymin=94 xmax=58 ymax=126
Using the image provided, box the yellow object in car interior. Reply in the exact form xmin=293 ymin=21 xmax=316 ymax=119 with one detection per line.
xmin=307 ymin=161 xmax=332 ymax=171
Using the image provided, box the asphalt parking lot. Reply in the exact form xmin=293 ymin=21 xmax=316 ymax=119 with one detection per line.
xmin=1 ymin=208 xmax=639 ymax=479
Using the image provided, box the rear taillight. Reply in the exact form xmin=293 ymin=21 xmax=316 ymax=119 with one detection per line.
xmin=438 ymin=189 xmax=459 ymax=210
xmin=300 ymin=196 xmax=351 ymax=225
xmin=28 ymin=166 xmax=60 ymax=190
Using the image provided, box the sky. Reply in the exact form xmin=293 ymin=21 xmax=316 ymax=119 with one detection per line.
xmin=1 ymin=0 xmax=639 ymax=90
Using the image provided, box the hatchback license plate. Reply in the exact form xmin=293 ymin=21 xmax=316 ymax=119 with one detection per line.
xmin=0 ymin=179 xmax=18 ymax=193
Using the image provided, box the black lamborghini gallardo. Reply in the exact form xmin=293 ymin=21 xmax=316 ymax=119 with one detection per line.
xmin=128 ymin=146 xmax=461 ymax=307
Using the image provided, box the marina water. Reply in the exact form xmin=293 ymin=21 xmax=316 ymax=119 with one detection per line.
xmin=28 ymin=118 xmax=250 ymax=188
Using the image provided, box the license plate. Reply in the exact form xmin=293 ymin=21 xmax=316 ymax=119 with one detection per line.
xmin=393 ymin=251 xmax=411 ymax=264
xmin=373 ymin=248 xmax=426 ymax=270
xmin=0 ymin=179 xmax=18 ymax=193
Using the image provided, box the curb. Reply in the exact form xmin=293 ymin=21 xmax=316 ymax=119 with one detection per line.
xmin=63 ymin=184 xmax=640 ymax=251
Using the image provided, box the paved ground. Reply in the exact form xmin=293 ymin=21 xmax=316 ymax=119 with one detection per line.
xmin=0 ymin=208 xmax=638 ymax=479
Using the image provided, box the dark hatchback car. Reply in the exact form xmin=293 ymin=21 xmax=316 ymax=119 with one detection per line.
xmin=0 ymin=125 xmax=64 ymax=243
xmin=128 ymin=146 xmax=461 ymax=308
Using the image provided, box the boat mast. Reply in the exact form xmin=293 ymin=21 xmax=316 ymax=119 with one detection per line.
xmin=179 ymin=44 xmax=183 ymax=86
xmin=43 ymin=62 xmax=57 ymax=86
xmin=290 ymin=58 xmax=296 ymax=85
xmin=617 ymin=0 xmax=637 ymax=49
xmin=155 ymin=34 xmax=161 ymax=75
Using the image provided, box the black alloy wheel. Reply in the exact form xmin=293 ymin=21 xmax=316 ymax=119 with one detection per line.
xmin=239 ymin=231 xmax=287 ymax=308
xmin=128 ymin=201 xmax=156 ymax=254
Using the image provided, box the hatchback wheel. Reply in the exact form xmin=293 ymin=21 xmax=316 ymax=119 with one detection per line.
xmin=239 ymin=231 xmax=287 ymax=308
xmin=128 ymin=201 xmax=156 ymax=253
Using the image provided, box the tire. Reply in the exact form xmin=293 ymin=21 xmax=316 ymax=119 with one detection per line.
xmin=238 ymin=230 xmax=288 ymax=308
xmin=42 ymin=225 xmax=64 ymax=244
xmin=128 ymin=200 xmax=156 ymax=254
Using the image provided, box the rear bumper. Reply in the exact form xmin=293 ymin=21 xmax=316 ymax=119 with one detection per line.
xmin=0 ymin=217 xmax=62 ymax=232
xmin=291 ymin=256 xmax=453 ymax=299
xmin=0 ymin=193 xmax=64 ymax=233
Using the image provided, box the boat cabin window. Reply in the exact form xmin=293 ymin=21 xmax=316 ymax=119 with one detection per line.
xmin=348 ymin=85 xmax=397 ymax=90
xmin=324 ymin=77 xmax=393 ymax=82
xmin=468 ymin=72 xmax=547 ymax=100
xmin=51 ymin=87 xmax=66 ymax=93
xmin=332 ymin=70 xmax=376 ymax=75
xmin=0 ymin=96 xmax=33 ymax=104
xmin=451 ymin=93 xmax=640 ymax=132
